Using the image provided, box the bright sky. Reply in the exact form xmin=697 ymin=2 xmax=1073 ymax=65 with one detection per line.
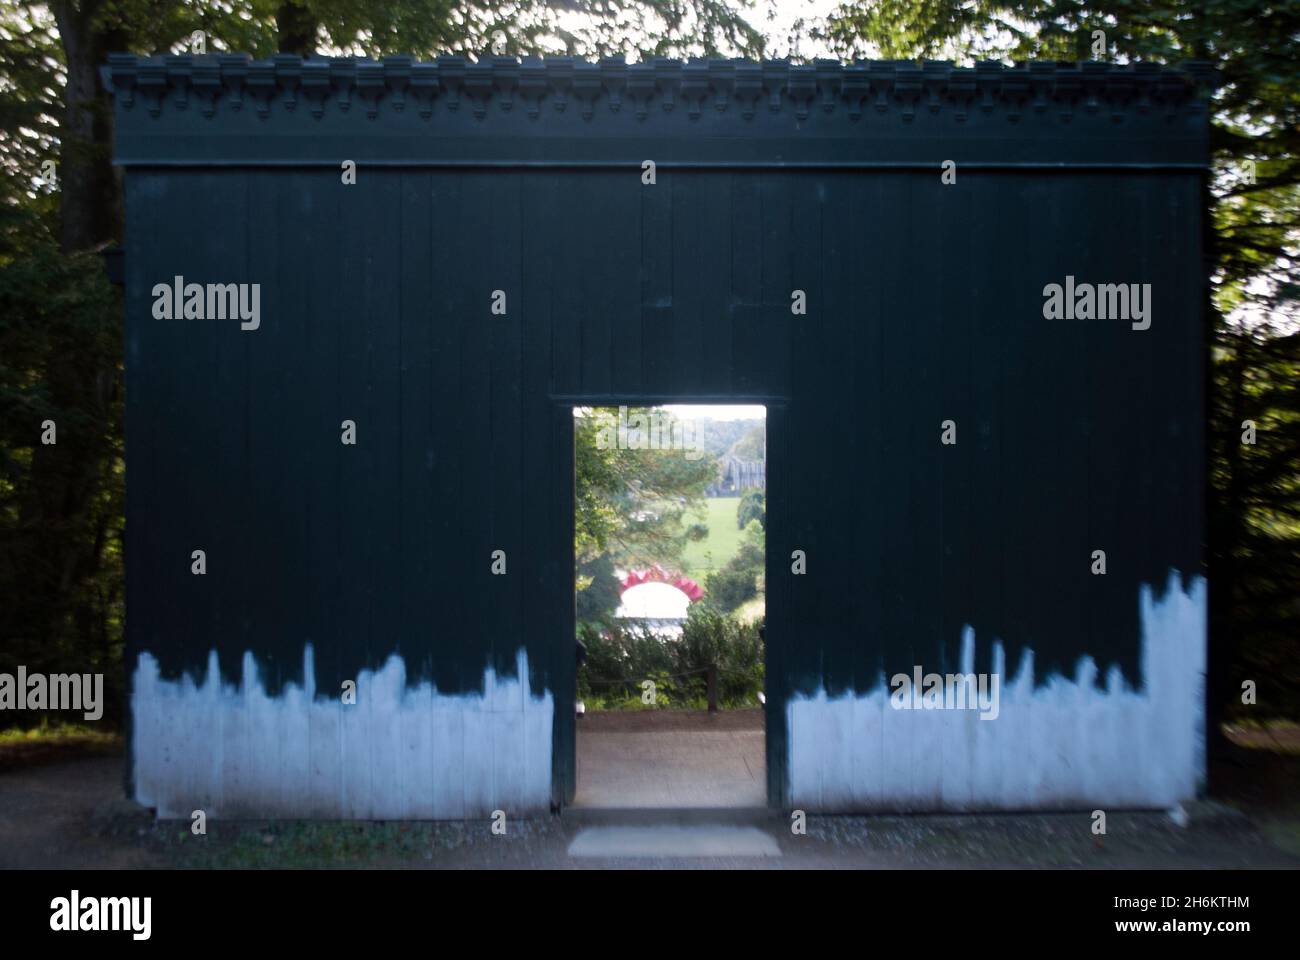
xmin=572 ymin=405 xmax=767 ymax=419
xmin=762 ymin=0 xmax=843 ymax=59
xmin=550 ymin=0 xmax=843 ymax=60
xmin=662 ymin=404 xmax=767 ymax=420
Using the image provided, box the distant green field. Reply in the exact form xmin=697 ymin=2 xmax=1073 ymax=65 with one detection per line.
xmin=680 ymin=496 xmax=745 ymax=576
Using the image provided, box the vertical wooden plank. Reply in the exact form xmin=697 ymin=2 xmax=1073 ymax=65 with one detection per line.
xmin=574 ymin=173 xmax=614 ymax=398
xmin=296 ymin=170 xmax=340 ymax=806
xmin=427 ymin=170 xmax=468 ymax=693
xmin=967 ymin=173 xmax=1005 ymax=691
xmin=906 ymin=172 xmax=944 ymax=807
xmin=1047 ymin=174 xmax=1098 ymax=728
xmin=458 ymin=171 xmax=495 ymax=693
xmin=936 ymin=173 xmax=974 ymax=811
xmin=335 ymin=160 xmax=374 ymax=818
xmin=431 ymin=698 xmax=466 ymax=819
xmin=243 ymin=168 xmax=290 ymax=687
xmin=274 ymin=171 xmax=322 ymax=808
xmin=461 ymin=697 xmax=492 ymax=816
xmin=840 ymin=172 xmax=884 ymax=806
xmin=242 ymin=169 xmax=285 ymax=806
xmin=363 ymin=170 xmax=403 ymax=816
xmin=488 ymin=171 xmax=524 ymax=669
xmin=398 ymin=168 xmax=435 ymax=816
xmin=305 ymin=173 xmax=343 ymax=816
xmin=487 ymin=172 xmax=526 ymax=811
xmin=756 ymin=171 xmax=794 ymax=806
xmin=551 ymin=403 xmax=577 ymax=805
xmin=729 ymin=172 xmax=779 ymax=397
xmin=605 ymin=174 xmax=644 ymax=396
xmin=698 ymin=171 xmax=733 ymax=395
xmin=549 ymin=172 xmax=583 ymax=397
xmin=640 ymin=168 xmax=674 ymax=395
xmin=519 ymin=170 xmax=561 ymax=806
xmin=764 ymin=400 xmax=788 ymax=807
xmin=668 ymin=172 xmax=706 ymax=394
xmin=344 ymin=666 xmax=374 ymax=817
xmin=784 ymin=174 xmax=825 ymax=701
xmin=160 ymin=171 xmax=215 ymax=809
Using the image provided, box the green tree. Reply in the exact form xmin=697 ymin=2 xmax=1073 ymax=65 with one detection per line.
xmin=0 ymin=214 xmax=124 ymax=726
xmin=737 ymin=488 xmax=765 ymax=530
xmin=574 ymin=553 xmax=624 ymax=625
xmin=575 ymin=407 xmax=717 ymax=572
xmin=1212 ymin=326 xmax=1300 ymax=723
xmin=704 ymin=540 xmax=764 ymax=613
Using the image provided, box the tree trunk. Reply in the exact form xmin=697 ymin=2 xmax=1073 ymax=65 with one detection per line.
xmin=54 ymin=0 xmax=123 ymax=253
xmin=277 ymin=2 xmax=319 ymax=56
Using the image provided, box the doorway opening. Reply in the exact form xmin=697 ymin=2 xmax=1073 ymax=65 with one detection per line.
xmin=572 ymin=404 xmax=767 ymax=808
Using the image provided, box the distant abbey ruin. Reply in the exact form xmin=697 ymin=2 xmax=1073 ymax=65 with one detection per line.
xmin=711 ymin=453 xmax=766 ymax=496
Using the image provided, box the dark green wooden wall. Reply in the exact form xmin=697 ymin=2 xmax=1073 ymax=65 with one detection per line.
xmin=111 ymin=56 xmax=1212 ymax=810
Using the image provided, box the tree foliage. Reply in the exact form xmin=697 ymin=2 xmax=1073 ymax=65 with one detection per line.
xmin=737 ymin=488 xmax=765 ymax=530
xmin=574 ymin=406 xmax=717 ymax=573
xmin=704 ymin=538 xmax=763 ymax=613
xmin=0 ymin=209 xmax=124 ymax=727
xmin=577 ymin=607 xmax=764 ymax=707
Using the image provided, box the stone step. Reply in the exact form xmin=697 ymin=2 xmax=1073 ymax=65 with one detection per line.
xmin=561 ymin=805 xmax=774 ymax=827
xmin=566 ymin=824 xmax=781 ymax=859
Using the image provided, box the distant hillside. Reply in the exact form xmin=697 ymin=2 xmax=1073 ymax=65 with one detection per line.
xmin=695 ymin=418 xmax=765 ymax=458
xmin=727 ymin=423 xmax=766 ymax=460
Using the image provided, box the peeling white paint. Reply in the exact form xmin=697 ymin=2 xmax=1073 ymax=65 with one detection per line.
xmin=131 ymin=646 xmax=553 ymax=819
xmin=787 ymin=572 xmax=1207 ymax=811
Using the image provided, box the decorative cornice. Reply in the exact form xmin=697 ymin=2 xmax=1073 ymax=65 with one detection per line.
xmin=103 ymin=54 xmax=1217 ymax=169
xmin=104 ymin=54 xmax=1216 ymax=125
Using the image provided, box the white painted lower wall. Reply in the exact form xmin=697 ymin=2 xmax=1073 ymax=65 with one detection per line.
xmin=132 ymin=572 xmax=1205 ymax=817
xmin=787 ymin=572 xmax=1207 ymax=812
xmin=131 ymin=646 xmax=553 ymax=819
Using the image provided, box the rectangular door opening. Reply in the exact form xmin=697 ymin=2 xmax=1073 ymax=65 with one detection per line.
xmin=571 ymin=404 xmax=768 ymax=809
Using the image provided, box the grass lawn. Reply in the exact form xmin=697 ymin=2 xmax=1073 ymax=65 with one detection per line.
xmin=0 ymin=724 xmax=122 ymax=772
xmin=680 ymin=496 xmax=745 ymax=576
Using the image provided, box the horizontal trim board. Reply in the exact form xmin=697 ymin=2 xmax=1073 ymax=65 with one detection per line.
xmin=110 ymin=130 xmax=1208 ymax=167
xmin=553 ymin=394 xmax=788 ymax=405
xmin=114 ymin=159 xmax=1211 ymax=171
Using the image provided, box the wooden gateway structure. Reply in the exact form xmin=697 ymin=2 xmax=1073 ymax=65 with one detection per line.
xmin=107 ymin=54 xmax=1214 ymax=817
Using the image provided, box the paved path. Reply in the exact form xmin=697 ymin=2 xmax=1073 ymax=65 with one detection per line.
xmin=575 ymin=709 xmax=765 ymax=808
xmin=3 ymin=745 xmax=1298 ymax=869
xmin=0 ymin=756 xmax=161 ymax=869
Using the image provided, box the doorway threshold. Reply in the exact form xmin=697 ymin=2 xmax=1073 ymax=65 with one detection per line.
xmin=573 ymin=708 xmax=766 ymax=809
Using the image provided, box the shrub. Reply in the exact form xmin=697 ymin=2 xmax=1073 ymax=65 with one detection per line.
xmin=737 ymin=489 xmax=765 ymax=530
xmin=577 ymin=609 xmax=765 ymax=709
xmin=678 ymin=606 xmax=765 ymax=705
xmin=704 ymin=542 xmax=764 ymax=613
xmin=575 ymin=553 xmax=623 ymax=626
